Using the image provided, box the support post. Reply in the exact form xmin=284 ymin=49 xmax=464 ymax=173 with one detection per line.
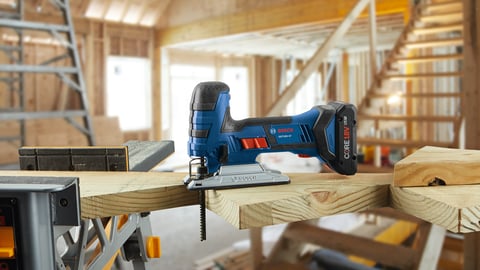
xmin=463 ymin=0 xmax=480 ymax=149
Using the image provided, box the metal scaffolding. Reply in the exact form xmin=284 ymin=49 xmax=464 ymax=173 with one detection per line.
xmin=0 ymin=0 xmax=95 ymax=146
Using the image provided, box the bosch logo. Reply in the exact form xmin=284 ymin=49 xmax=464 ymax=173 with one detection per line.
xmin=277 ymin=128 xmax=294 ymax=133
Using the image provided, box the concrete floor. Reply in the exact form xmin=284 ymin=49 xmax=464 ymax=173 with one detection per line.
xmin=147 ymin=205 xmax=250 ymax=269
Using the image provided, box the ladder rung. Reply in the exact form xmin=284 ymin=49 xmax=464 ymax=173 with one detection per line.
xmin=369 ymin=92 xmax=461 ymax=98
xmin=0 ymin=19 xmax=70 ymax=32
xmin=358 ymin=114 xmax=460 ymax=122
xmin=357 ymin=137 xmax=453 ymax=148
xmin=0 ymin=110 xmax=88 ymax=120
xmin=403 ymin=38 xmax=463 ymax=49
xmin=383 ymin=72 xmax=463 ymax=80
xmin=411 ymin=23 xmax=463 ymax=35
xmin=0 ymin=65 xmax=78 ymax=73
xmin=393 ymin=54 xmax=463 ymax=64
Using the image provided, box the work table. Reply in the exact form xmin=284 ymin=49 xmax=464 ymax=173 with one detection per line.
xmin=1 ymin=169 xmax=479 ymax=234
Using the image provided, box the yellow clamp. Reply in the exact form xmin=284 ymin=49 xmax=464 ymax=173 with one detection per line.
xmin=146 ymin=236 xmax=161 ymax=258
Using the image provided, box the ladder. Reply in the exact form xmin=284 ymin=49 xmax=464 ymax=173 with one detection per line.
xmin=357 ymin=0 xmax=463 ymax=152
xmin=0 ymin=0 xmax=95 ymax=146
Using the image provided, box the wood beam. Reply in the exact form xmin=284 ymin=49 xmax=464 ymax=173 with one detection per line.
xmin=391 ymin=184 xmax=480 ymax=234
xmin=265 ymin=0 xmax=371 ymax=116
xmin=119 ymin=0 xmax=133 ymax=23
xmin=77 ymin=0 xmax=92 ymax=15
xmin=156 ymin=0 xmax=409 ymax=46
xmin=206 ymin=173 xmax=392 ymax=229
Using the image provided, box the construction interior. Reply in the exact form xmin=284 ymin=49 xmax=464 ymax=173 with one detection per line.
xmin=0 ymin=0 xmax=479 ymax=269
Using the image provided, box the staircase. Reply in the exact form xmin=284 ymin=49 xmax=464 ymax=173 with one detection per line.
xmin=357 ymin=0 xmax=464 ymax=153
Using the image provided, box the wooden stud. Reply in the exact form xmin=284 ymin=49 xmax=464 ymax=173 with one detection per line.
xmin=342 ymin=52 xmax=350 ymax=102
xmin=249 ymin=228 xmax=263 ymax=270
xmin=147 ymin=29 xmax=155 ymax=140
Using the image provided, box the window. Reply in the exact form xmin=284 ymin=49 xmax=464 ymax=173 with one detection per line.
xmin=106 ymin=56 xmax=151 ymax=130
xmin=160 ymin=64 xmax=249 ymax=171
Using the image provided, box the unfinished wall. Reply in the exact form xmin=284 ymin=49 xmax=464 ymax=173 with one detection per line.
xmin=0 ymin=20 xmax=154 ymax=164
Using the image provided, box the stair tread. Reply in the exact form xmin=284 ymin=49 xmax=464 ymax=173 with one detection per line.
xmin=358 ymin=114 xmax=460 ymax=121
xmin=368 ymin=92 xmax=461 ymax=98
xmin=416 ymin=11 xmax=463 ymax=24
xmin=411 ymin=23 xmax=463 ymax=35
xmin=403 ymin=37 xmax=463 ymax=49
xmin=357 ymin=137 xmax=454 ymax=148
xmin=382 ymin=72 xmax=463 ymax=79
xmin=419 ymin=1 xmax=462 ymax=14
xmin=393 ymin=54 xmax=463 ymax=63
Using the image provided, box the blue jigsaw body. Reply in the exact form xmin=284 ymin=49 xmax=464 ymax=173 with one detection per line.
xmin=187 ymin=81 xmax=357 ymax=176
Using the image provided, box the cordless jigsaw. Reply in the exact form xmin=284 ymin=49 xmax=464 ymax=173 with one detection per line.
xmin=184 ymin=81 xmax=357 ymax=240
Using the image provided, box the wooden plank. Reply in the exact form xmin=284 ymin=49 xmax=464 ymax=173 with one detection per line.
xmin=390 ymin=184 xmax=480 ymax=233
xmin=394 ymin=146 xmax=480 ymax=187
xmin=206 ymin=173 xmax=392 ymax=229
xmin=0 ymin=171 xmax=197 ymax=219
